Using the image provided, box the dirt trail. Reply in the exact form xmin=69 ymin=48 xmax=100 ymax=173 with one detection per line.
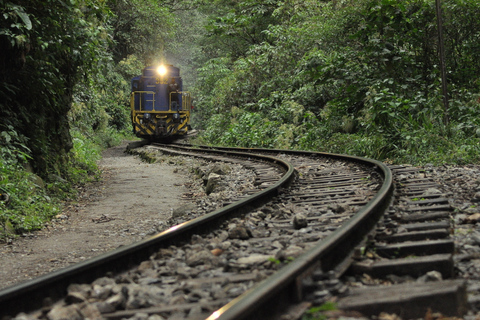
xmin=0 ymin=141 xmax=189 ymax=290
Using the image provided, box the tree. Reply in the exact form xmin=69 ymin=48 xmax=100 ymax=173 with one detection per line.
xmin=1 ymin=0 xmax=111 ymax=175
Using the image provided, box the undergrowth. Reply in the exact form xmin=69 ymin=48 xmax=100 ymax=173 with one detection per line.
xmin=0 ymin=126 xmax=132 ymax=241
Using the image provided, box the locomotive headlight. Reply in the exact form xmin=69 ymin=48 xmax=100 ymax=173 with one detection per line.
xmin=157 ymin=65 xmax=167 ymax=76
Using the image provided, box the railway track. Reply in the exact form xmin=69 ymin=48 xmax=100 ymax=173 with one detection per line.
xmin=0 ymin=144 xmax=466 ymax=319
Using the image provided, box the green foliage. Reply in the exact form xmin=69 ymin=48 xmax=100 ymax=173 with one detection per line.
xmin=0 ymin=125 xmax=31 ymax=167
xmin=108 ymin=0 xmax=175 ymax=64
xmin=302 ymin=301 xmax=338 ymax=320
xmin=0 ymin=165 xmax=60 ymax=237
xmin=0 ymin=2 xmax=32 ymax=46
xmin=202 ymin=0 xmax=280 ymax=59
xmin=68 ymin=130 xmax=102 ymax=183
xmin=0 ymin=126 xmax=58 ymax=238
xmin=3 ymin=0 xmax=480 ymax=237
xmin=71 ymin=54 xmax=143 ymax=138
xmin=0 ymin=123 xmax=111 ymax=239
xmin=1 ymin=0 xmax=112 ymax=175
xmin=0 ymin=0 xmax=197 ymax=238
xmin=195 ymin=0 xmax=480 ymax=165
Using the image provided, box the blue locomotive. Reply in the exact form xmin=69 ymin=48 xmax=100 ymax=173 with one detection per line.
xmin=130 ymin=65 xmax=191 ymax=140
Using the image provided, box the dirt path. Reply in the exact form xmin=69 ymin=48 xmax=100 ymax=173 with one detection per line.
xmin=0 ymin=141 xmax=191 ymax=290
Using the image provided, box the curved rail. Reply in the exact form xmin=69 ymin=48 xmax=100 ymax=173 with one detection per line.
xmin=0 ymin=147 xmax=295 ymax=317
xmin=174 ymin=145 xmax=394 ymax=320
xmin=0 ymin=144 xmax=394 ymax=320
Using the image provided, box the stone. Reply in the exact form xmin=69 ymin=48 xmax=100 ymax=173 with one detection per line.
xmin=92 ymin=277 xmax=116 ymax=287
xmin=228 ymin=226 xmax=251 ymax=240
xmin=417 ymin=270 xmax=443 ymax=283
xmin=47 ymin=305 xmax=83 ymax=320
xmin=465 ymin=213 xmax=480 ymax=224
xmin=210 ymin=163 xmax=231 ymax=175
xmin=284 ymin=245 xmax=304 ymax=258
xmin=138 ymin=260 xmax=154 ymax=271
xmin=205 ymin=172 xmax=221 ymax=195
xmin=67 ymin=283 xmax=91 ymax=299
xmin=94 ymin=301 xmax=116 ymax=314
xmin=293 ymin=213 xmax=308 ymax=229
xmin=65 ymin=291 xmax=87 ymax=304
xmin=422 ymin=188 xmax=442 ymax=196
xmin=105 ymin=291 xmax=126 ymax=309
xmin=237 ymin=254 xmax=271 ymax=264
xmin=186 ymin=250 xmax=216 ymax=267
xmin=125 ymin=284 xmax=165 ymax=309
xmin=171 ymin=203 xmax=197 ymax=218
xmin=211 ymin=248 xmax=224 ymax=256
xmin=78 ymin=303 xmax=102 ymax=319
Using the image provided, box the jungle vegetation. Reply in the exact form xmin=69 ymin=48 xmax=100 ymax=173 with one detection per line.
xmin=1 ymin=0 xmax=480 ymax=235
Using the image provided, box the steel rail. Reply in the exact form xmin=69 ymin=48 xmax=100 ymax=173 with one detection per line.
xmin=0 ymin=147 xmax=295 ymax=318
xmin=174 ymin=145 xmax=394 ymax=320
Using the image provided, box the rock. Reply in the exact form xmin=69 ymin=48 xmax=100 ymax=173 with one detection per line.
xmin=191 ymin=234 xmax=204 ymax=245
xmin=10 ymin=313 xmax=32 ymax=320
xmin=188 ymin=304 xmax=203 ymax=316
xmin=237 ymin=254 xmax=271 ymax=264
xmin=228 ymin=226 xmax=252 ymax=240
xmin=328 ymin=203 xmax=349 ymax=214
xmin=417 ymin=270 xmax=443 ymax=283
xmin=293 ymin=213 xmax=308 ymax=229
xmin=284 ymin=245 xmax=304 ymax=258
xmin=216 ymin=230 xmax=229 ymax=242
xmin=465 ymin=213 xmax=480 ymax=224
xmin=186 ymin=250 xmax=216 ymax=267
xmin=78 ymin=303 xmax=102 ymax=319
xmin=205 ymin=172 xmax=221 ymax=195
xmin=47 ymin=305 xmax=83 ymax=320
xmin=156 ymin=248 xmax=174 ymax=258
xmin=171 ymin=203 xmax=197 ymax=218
xmin=187 ymin=289 xmax=208 ymax=303
xmin=169 ymin=295 xmax=187 ymax=305
xmin=220 ymin=241 xmax=232 ymax=250
xmin=211 ymin=248 xmax=224 ymax=256
xmin=92 ymin=277 xmax=116 ymax=287
xmin=105 ymin=291 xmax=126 ymax=309
xmin=138 ymin=260 xmax=154 ymax=271
xmin=422 ymin=188 xmax=442 ymax=196
xmin=67 ymin=283 xmax=91 ymax=299
xmin=473 ymin=192 xmax=480 ymax=202
xmin=91 ymin=284 xmax=113 ymax=300
xmin=210 ymin=163 xmax=231 ymax=175
xmin=125 ymin=284 xmax=165 ymax=310
xmin=471 ymin=231 xmax=480 ymax=246
xmin=65 ymin=291 xmax=87 ymax=304
xmin=94 ymin=301 xmax=116 ymax=314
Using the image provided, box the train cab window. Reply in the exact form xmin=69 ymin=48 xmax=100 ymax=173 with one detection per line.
xmin=168 ymin=78 xmax=180 ymax=110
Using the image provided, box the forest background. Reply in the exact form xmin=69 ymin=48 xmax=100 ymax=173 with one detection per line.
xmin=1 ymin=0 xmax=480 ymax=235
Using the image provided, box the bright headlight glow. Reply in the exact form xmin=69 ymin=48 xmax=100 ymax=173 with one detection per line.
xmin=157 ymin=65 xmax=167 ymax=76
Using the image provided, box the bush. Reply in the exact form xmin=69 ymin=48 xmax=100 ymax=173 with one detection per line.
xmin=0 ymin=126 xmax=59 ymax=238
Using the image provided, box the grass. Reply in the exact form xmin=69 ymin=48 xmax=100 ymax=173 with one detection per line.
xmin=0 ymin=127 xmax=135 ymax=241
xmin=302 ymin=302 xmax=338 ymax=320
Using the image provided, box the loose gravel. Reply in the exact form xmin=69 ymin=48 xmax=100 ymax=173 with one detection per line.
xmin=2 ymin=142 xmax=480 ymax=319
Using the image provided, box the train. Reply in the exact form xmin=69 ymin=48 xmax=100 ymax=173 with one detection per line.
xmin=130 ymin=64 xmax=192 ymax=140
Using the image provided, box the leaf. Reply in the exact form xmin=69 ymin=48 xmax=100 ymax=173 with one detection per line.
xmin=1 ymin=132 xmax=12 ymax=144
xmin=12 ymin=5 xmax=32 ymax=30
